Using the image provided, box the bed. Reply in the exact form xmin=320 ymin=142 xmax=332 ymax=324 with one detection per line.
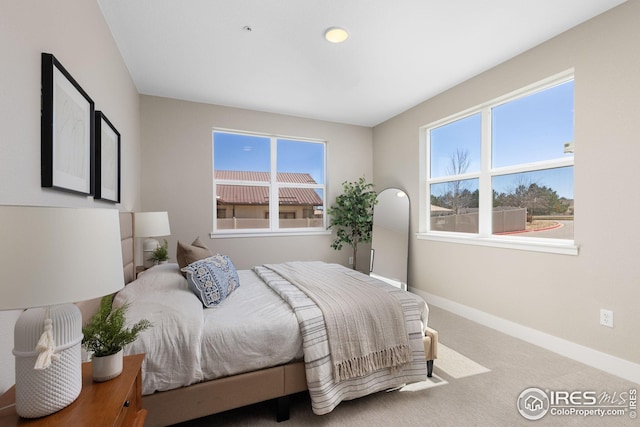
xmin=79 ymin=213 xmax=438 ymax=427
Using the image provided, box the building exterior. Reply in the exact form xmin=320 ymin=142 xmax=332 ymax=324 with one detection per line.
xmin=215 ymin=171 xmax=323 ymax=229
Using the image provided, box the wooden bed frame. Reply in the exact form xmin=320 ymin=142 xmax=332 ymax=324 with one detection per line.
xmin=78 ymin=212 xmax=438 ymax=427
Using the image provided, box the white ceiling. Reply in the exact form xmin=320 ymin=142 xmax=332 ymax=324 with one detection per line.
xmin=97 ymin=0 xmax=626 ymax=127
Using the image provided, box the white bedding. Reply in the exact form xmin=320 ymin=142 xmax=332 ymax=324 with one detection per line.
xmin=114 ymin=262 xmax=430 ymax=402
xmin=113 ymin=264 xmax=204 ymax=394
xmin=113 ymin=263 xmax=303 ymax=395
xmin=200 ymin=269 xmax=303 ymax=379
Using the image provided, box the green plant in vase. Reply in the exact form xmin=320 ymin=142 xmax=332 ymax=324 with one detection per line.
xmin=82 ymin=296 xmax=151 ymax=358
xmin=327 ymin=177 xmax=378 ymax=270
xmin=82 ymin=296 xmax=151 ymax=381
xmin=149 ymin=239 xmax=169 ymax=264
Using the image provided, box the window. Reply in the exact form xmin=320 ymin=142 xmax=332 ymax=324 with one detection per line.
xmin=212 ymin=130 xmax=326 ymax=236
xmin=421 ymin=72 xmax=576 ymax=254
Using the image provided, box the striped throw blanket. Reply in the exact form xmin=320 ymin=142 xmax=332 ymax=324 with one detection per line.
xmin=254 ymin=261 xmax=427 ymax=414
xmin=264 ymin=261 xmax=412 ymax=381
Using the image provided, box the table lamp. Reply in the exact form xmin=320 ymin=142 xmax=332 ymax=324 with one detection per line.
xmin=0 ymin=206 xmax=124 ymax=418
xmin=134 ymin=211 xmax=171 ymax=266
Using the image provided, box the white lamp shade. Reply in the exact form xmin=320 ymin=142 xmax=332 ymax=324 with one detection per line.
xmin=134 ymin=211 xmax=171 ymax=238
xmin=0 ymin=206 xmax=125 ymax=310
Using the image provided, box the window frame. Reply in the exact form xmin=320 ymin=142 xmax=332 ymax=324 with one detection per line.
xmin=211 ymin=128 xmax=329 ymax=238
xmin=418 ymin=70 xmax=578 ymax=255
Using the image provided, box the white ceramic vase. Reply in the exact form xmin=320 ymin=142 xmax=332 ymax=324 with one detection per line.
xmin=92 ymin=349 xmax=123 ymax=382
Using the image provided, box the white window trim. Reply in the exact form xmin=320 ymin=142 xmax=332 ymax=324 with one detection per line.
xmin=418 ymin=70 xmax=578 ymax=255
xmin=211 ymin=128 xmax=327 ymax=238
xmin=416 ymin=232 xmax=578 ymax=255
xmin=210 ymin=230 xmax=332 ymax=239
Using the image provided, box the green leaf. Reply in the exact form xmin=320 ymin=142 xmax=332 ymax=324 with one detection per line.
xmin=82 ymin=295 xmax=153 ymax=357
xmin=327 ymin=177 xmax=378 ymax=269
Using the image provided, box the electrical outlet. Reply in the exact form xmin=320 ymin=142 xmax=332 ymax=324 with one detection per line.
xmin=348 ymin=256 xmax=353 ymax=265
xmin=600 ymin=309 xmax=614 ymax=328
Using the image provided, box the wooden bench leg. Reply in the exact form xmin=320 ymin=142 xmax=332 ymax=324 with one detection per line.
xmin=427 ymin=360 xmax=434 ymax=377
xmin=424 ymin=326 xmax=438 ymax=378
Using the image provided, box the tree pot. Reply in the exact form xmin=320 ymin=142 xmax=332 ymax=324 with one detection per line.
xmin=92 ymin=349 xmax=123 ymax=382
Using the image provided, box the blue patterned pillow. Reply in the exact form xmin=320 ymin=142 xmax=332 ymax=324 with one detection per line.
xmin=181 ymin=254 xmax=240 ymax=307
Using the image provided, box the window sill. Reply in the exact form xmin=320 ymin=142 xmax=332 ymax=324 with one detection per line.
xmin=416 ymin=232 xmax=578 ymax=255
xmin=210 ymin=230 xmax=331 ymax=239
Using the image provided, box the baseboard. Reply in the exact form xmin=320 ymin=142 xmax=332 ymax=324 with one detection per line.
xmin=411 ymin=288 xmax=640 ymax=384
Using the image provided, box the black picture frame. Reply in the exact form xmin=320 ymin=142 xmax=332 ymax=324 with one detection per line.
xmin=94 ymin=111 xmax=121 ymax=203
xmin=41 ymin=52 xmax=95 ymax=195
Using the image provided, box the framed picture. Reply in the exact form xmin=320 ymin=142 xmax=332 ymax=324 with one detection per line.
xmin=94 ymin=111 xmax=121 ymax=203
xmin=41 ymin=52 xmax=94 ymax=195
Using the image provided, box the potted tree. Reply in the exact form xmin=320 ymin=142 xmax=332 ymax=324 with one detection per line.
xmin=327 ymin=177 xmax=378 ymax=270
xmin=149 ymin=239 xmax=169 ymax=264
xmin=82 ymin=296 xmax=151 ymax=382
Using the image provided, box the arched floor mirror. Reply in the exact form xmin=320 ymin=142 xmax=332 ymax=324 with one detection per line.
xmin=370 ymin=188 xmax=409 ymax=290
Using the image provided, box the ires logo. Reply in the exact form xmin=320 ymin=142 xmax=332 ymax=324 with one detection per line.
xmin=518 ymin=388 xmax=637 ymax=421
xmin=517 ymin=388 xmax=549 ymax=420
xmin=550 ymin=390 xmax=597 ymax=405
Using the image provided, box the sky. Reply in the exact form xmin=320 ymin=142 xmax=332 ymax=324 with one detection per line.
xmin=213 ymin=80 xmax=574 ymax=200
xmin=430 ymin=80 xmax=574 ymax=198
xmin=213 ymin=132 xmax=325 ymax=185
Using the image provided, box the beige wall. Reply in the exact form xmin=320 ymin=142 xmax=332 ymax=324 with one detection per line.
xmin=2 ymin=0 xmax=634 ymax=397
xmin=373 ymin=1 xmax=640 ymax=365
xmin=0 ymin=0 xmax=141 ymax=393
xmin=140 ymin=95 xmax=373 ymax=270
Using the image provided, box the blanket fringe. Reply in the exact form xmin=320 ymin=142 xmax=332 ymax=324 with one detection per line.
xmin=334 ymin=344 xmax=413 ymax=382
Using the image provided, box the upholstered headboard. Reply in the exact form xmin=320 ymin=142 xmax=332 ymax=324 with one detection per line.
xmin=77 ymin=211 xmax=135 ymax=323
xmin=120 ymin=212 xmax=135 ymax=285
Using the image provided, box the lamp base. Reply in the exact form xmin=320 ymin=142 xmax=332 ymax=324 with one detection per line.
xmin=12 ymin=304 xmax=83 ymax=418
xmin=142 ymin=238 xmax=160 ymax=268
xmin=142 ymin=238 xmax=160 ymax=252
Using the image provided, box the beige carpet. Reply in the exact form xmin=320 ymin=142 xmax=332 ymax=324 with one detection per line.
xmin=176 ymin=306 xmax=639 ymax=426
xmin=435 ymin=343 xmax=491 ymax=379
xmin=394 ymin=373 xmax=447 ymax=392
xmin=394 ymin=342 xmax=490 ymax=392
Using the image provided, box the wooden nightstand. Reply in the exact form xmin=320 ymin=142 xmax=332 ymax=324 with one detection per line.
xmin=0 ymin=354 xmax=146 ymax=427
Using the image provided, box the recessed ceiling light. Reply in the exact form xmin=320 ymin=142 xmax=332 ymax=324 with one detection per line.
xmin=324 ymin=27 xmax=349 ymax=43
xmin=242 ymin=25 xmax=253 ymax=32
